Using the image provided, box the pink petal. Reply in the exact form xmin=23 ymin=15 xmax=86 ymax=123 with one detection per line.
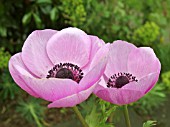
xmin=79 ymin=45 xmax=109 ymax=90
xmin=22 ymin=29 xmax=57 ymax=78
xmin=123 ymin=72 xmax=160 ymax=94
xmin=127 ymin=47 xmax=161 ymax=79
xmin=9 ymin=53 xmax=39 ymax=97
xmin=48 ymin=83 xmax=97 ymax=108
xmin=105 ymin=40 xmax=137 ymax=78
xmin=82 ymin=35 xmax=105 ymax=73
xmin=46 ymin=28 xmax=91 ymax=68
xmin=95 ymin=86 xmax=143 ymax=105
xmin=18 ymin=76 xmax=79 ymax=102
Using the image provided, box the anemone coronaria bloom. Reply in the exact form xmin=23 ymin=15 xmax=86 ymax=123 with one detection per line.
xmin=94 ymin=40 xmax=161 ymax=105
xmin=9 ymin=28 xmax=108 ymax=108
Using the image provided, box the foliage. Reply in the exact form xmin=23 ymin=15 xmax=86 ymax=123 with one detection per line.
xmin=143 ymin=120 xmax=157 ymax=127
xmin=16 ymin=97 xmax=46 ymax=127
xmin=132 ymin=22 xmax=160 ymax=46
xmin=59 ymin=0 xmax=86 ymax=27
xmin=0 ymin=70 xmax=19 ymax=100
xmin=80 ymin=95 xmax=117 ymax=127
xmin=134 ymin=83 xmax=166 ymax=115
xmin=0 ymin=48 xmax=11 ymax=69
xmin=162 ymin=71 xmax=170 ymax=90
xmin=154 ymin=43 xmax=170 ymax=72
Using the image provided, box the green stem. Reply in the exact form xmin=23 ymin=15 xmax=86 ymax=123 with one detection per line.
xmin=123 ymin=105 xmax=131 ymax=127
xmin=72 ymin=106 xmax=89 ymax=127
xmin=30 ymin=106 xmax=43 ymax=127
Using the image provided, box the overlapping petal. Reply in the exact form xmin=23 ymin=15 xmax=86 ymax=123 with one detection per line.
xmin=82 ymin=35 xmax=105 ymax=72
xmin=95 ymin=86 xmax=143 ymax=105
xmin=48 ymin=83 xmax=97 ymax=108
xmin=22 ymin=29 xmax=57 ymax=78
xmin=127 ymin=47 xmax=161 ymax=79
xmin=79 ymin=44 xmax=109 ymax=90
xmin=46 ymin=28 xmax=91 ymax=68
xmin=105 ymin=40 xmax=137 ymax=78
xmin=9 ymin=53 xmax=39 ymax=97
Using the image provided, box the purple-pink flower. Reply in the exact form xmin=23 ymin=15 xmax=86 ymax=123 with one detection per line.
xmin=94 ymin=40 xmax=161 ymax=105
xmin=9 ymin=28 xmax=108 ymax=108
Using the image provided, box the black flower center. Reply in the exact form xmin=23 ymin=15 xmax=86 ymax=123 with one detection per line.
xmin=55 ymin=68 xmax=74 ymax=79
xmin=47 ymin=63 xmax=84 ymax=83
xmin=107 ymin=72 xmax=138 ymax=88
xmin=115 ymin=76 xmax=129 ymax=88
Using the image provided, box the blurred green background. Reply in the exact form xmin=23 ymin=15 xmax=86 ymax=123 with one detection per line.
xmin=0 ymin=0 xmax=170 ymax=127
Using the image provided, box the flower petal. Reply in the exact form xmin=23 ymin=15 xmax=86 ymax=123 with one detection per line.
xmin=22 ymin=29 xmax=57 ymax=78
xmin=122 ymin=72 xmax=160 ymax=93
xmin=46 ymin=28 xmax=91 ymax=68
xmin=105 ymin=40 xmax=137 ymax=78
xmin=48 ymin=83 xmax=97 ymax=108
xmin=79 ymin=44 xmax=109 ymax=90
xmin=82 ymin=35 xmax=105 ymax=73
xmin=127 ymin=47 xmax=161 ymax=79
xmin=95 ymin=86 xmax=143 ymax=105
xmin=9 ymin=53 xmax=39 ymax=97
xmin=18 ymin=76 xmax=79 ymax=102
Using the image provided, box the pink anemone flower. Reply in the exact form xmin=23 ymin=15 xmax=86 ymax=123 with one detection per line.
xmin=94 ymin=40 xmax=161 ymax=105
xmin=9 ymin=28 xmax=108 ymax=108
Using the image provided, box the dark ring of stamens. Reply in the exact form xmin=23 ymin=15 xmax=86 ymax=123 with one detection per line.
xmin=107 ymin=72 xmax=138 ymax=88
xmin=46 ymin=63 xmax=84 ymax=83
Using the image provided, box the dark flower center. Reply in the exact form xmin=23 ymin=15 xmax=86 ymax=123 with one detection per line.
xmin=107 ymin=72 xmax=138 ymax=88
xmin=55 ymin=68 xmax=74 ymax=79
xmin=47 ymin=63 xmax=84 ymax=83
xmin=115 ymin=76 xmax=129 ymax=88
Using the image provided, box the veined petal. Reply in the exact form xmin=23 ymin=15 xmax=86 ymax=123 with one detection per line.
xmin=17 ymin=75 xmax=79 ymax=102
xmin=127 ymin=47 xmax=161 ymax=79
xmin=46 ymin=28 xmax=91 ymax=68
xmin=105 ymin=41 xmax=137 ymax=78
xmin=48 ymin=83 xmax=97 ymax=108
xmin=9 ymin=53 xmax=39 ymax=97
xmin=22 ymin=29 xmax=57 ymax=78
xmin=79 ymin=45 xmax=109 ymax=91
xmin=95 ymin=86 xmax=143 ymax=105
xmin=122 ymin=72 xmax=160 ymax=93
xmin=82 ymin=35 xmax=105 ymax=73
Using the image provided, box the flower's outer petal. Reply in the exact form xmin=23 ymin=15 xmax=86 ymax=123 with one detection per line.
xmin=18 ymin=76 xmax=79 ymax=102
xmin=94 ymin=84 xmax=143 ymax=105
xmin=22 ymin=29 xmax=57 ymax=78
xmin=79 ymin=44 xmax=109 ymax=90
xmin=47 ymin=28 xmax=91 ymax=68
xmin=123 ymin=72 xmax=160 ymax=94
xmin=105 ymin=41 xmax=137 ymax=78
xmin=82 ymin=35 xmax=105 ymax=73
xmin=9 ymin=53 xmax=39 ymax=97
xmin=128 ymin=47 xmax=161 ymax=79
xmin=48 ymin=83 xmax=97 ymax=108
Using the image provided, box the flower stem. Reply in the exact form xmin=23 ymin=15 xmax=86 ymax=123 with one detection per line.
xmin=123 ymin=105 xmax=131 ymax=127
xmin=30 ymin=106 xmax=43 ymax=127
xmin=72 ymin=106 xmax=89 ymax=127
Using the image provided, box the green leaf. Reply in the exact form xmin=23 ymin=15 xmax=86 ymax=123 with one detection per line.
xmin=33 ymin=13 xmax=42 ymax=28
xmin=50 ymin=7 xmax=58 ymax=21
xmin=36 ymin=0 xmax=52 ymax=4
xmin=22 ymin=12 xmax=32 ymax=25
xmin=0 ymin=26 xmax=7 ymax=37
xmin=143 ymin=120 xmax=156 ymax=127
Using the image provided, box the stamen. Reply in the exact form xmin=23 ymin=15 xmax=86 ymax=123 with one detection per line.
xmin=47 ymin=63 xmax=84 ymax=83
xmin=107 ymin=72 xmax=138 ymax=88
